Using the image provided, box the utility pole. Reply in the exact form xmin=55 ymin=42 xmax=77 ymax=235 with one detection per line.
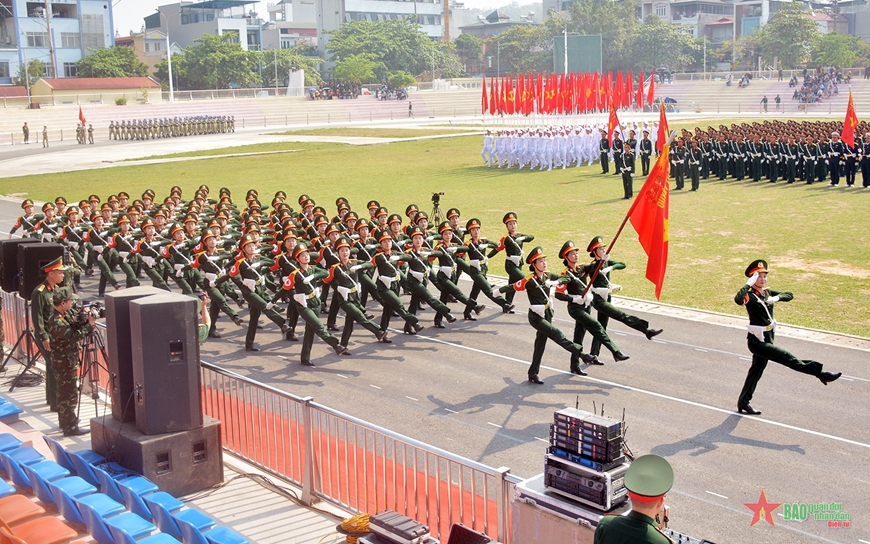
xmin=43 ymin=0 xmax=57 ymax=78
xmin=274 ymin=48 xmax=278 ymax=93
xmin=563 ymin=23 xmax=568 ymax=75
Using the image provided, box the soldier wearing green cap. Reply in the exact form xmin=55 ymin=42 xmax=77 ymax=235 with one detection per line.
xmin=404 ymin=226 xmax=457 ymax=327
xmin=734 ymin=259 xmax=841 ymax=415
xmin=47 ymin=287 xmax=94 ymax=436
xmin=433 ymin=221 xmax=484 ymax=324
xmin=594 ymin=454 xmax=674 ymax=544
xmin=583 ymin=236 xmax=662 ymax=358
xmin=372 ymin=229 xmax=424 ymax=335
xmin=496 ymin=246 xmax=589 ymax=384
xmin=32 ymin=256 xmax=67 ymax=411
xmin=554 ymin=240 xmax=630 ymax=374
xmin=488 ymin=212 xmax=534 ymax=308
xmin=460 ymin=218 xmax=514 ymax=314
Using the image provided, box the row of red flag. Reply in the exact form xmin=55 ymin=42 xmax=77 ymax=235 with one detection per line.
xmin=481 ymin=70 xmax=657 ymax=116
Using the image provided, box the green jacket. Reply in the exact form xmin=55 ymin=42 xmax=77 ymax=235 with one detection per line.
xmin=47 ymin=311 xmax=92 ymax=361
xmin=594 ymin=510 xmax=671 ymax=544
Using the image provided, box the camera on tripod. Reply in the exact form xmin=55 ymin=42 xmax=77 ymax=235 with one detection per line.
xmin=77 ymin=300 xmax=105 ymax=323
xmin=432 ymin=192 xmax=444 ymax=204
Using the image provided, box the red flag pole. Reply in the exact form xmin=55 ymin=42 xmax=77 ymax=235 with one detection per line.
xmin=582 ymin=130 xmax=677 ymax=297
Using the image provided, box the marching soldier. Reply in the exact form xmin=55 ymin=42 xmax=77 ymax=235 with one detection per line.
xmin=372 ymin=229 xmax=424 ymax=335
xmin=734 ymin=260 xmax=841 ymax=415
xmin=132 ymin=218 xmax=170 ymax=291
xmin=404 ymin=226 xmax=457 ymax=326
xmin=496 ymin=247 xmax=585 ymax=385
xmin=107 ymin=214 xmax=140 ymax=288
xmin=583 ymin=237 xmax=662 ymax=359
xmin=10 ymin=199 xmax=38 ymax=238
xmin=460 ymin=219 xmax=514 ymax=314
xmin=488 ymin=212 xmax=534 ymax=307
xmin=192 ymin=231 xmax=244 ymax=338
xmin=433 ymin=222 xmax=484 ymax=324
xmin=82 ymin=213 xmax=120 ymax=295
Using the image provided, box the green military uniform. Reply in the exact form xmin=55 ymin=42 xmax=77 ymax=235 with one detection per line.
xmin=433 ymin=222 xmax=483 ymax=323
xmin=583 ymin=236 xmax=661 ymax=358
xmin=460 ymin=219 xmax=514 ymax=313
xmin=371 ymin=230 xmax=422 ymax=335
xmin=487 ymin=212 xmax=534 ymax=306
xmin=497 ymin=247 xmax=584 ymax=384
xmin=594 ymin=454 xmax=674 ymax=544
xmin=734 ymin=260 xmax=840 ymax=414
xmin=403 ymin=227 xmax=455 ymax=325
xmin=46 ymin=288 xmax=92 ymax=435
xmin=31 ymin=257 xmax=66 ymax=411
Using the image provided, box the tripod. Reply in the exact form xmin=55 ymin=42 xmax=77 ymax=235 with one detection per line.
xmin=0 ymin=299 xmax=45 ymax=392
xmin=430 ymin=198 xmax=444 ymax=225
xmin=76 ymin=325 xmax=109 ymax=424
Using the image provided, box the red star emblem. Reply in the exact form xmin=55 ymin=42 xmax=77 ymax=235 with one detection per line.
xmin=745 ymin=489 xmax=782 ymax=527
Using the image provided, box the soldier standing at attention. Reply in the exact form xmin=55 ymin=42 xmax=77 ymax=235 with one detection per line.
xmin=734 ymin=260 xmax=841 ymax=415
xmin=22 ymin=122 xmax=29 ymax=144
xmin=496 ymin=247 xmax=586 ymax=385
xmin=42 ymin=125 xmax=49 ymax=148
xmin=88 ymin=124 xmax=95 ymax=144
xmin=487 ymin=212 xmax=533 ymax=308
xmin=639 ymin=129 xmax=653 ymax=176
xmin=620 ymin=141 xmax=635 ymax=199
xmin=599 ymin=129 xmax=610 ymax=174
xmin=594 ymin=455 xmax=674 ymax=544
xmin=47 ymin=288 xmax=94 ymax=436
xmin=32 ymin=257 xmax=67 ymax=411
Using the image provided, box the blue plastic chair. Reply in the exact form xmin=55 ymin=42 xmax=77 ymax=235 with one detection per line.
xmin=177 ymin=518 xmax=249 ymax=544
xmin=0 ymin=479 xmax=15 ymax=499
xmin=0 ymin=434 xmax=24 ymax=452
xmin=144 ymin=496 xmax=215 ymax=540
xmin=108 ymin=524 xmax=181 ymax=544
xmin=79 ymin=498 xmax=157 ymax=544
xmin=118 ymin=483 xmax=184 ymax=521
xmin=93 ymin=464 xmax=158 ymax=505
xmin=21 ymin=463 xmax=83 ymax=504
xmin=49 ymin=477 xmax=123 ymax=526
xmin=0 ymin=403 xmax=23 ymax=420
xmin=0 ymin=448 xmax=67 ymax=488
xmin=43 ymin=435 xmax=106 ymax=472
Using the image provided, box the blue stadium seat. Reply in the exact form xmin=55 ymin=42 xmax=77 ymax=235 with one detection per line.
xmin=0 ymin=434 xmax=24 ymax=453
xmin=177 ymin=519 xmax=249 ymax=544
xmin=0 ymin=448 xmax=67 ymax=488
xmin=109 ymin=524 xmax=181 ymax=544
xmin=93 ymin=464 xmax=158 ymax=505
xmin=0 ymin=479 xmax=15 ymax=499
xmin=43 ymin=435 xmax=106 ymax=472
xmin=118 ymin=484 xmax=184 ymax=521
xmin=50 ymin=478 xmax=123 ymax=526
xmin=79 ymin=498 xmax=157 ymax=544
xmin=144 ymin=496 xmax=216 ymax=540
xmin=21 ymin=463 xmax=80 ymax=504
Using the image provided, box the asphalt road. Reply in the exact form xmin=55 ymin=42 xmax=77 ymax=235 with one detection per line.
xmin=1 ymin=180 xmax=867 ymax=543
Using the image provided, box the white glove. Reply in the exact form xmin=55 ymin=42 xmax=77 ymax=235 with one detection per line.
xmin=544 ymin=280 xmax=560 ymax=288
xmin=610 ymin=283 xmax=622 ymax=293
xmin=205 ymin=272 xmax=217 ymax=286
xmin=265 ymin=302 xmax=275 ymax=310
xmin=349 ymin=265 xmax=362 ymax=272
xmin=766 ymin=295 xmax=779 ymax=305
xmin=602 ymin=253 xmax=611 ymax=261
xmin=446 ymin=246 xmax=457 ymax=253
xmin=570 ymin=295 xmax=584 ymax=304
xmin=746 ymin=272 xmax=758 ymax=287
xmin=302 ymin=275 xmax=314 ymax=285
xmin=601 ymin=266 xmax=614 ymax=274
xmin=583 ymin=292 xmax=594 ymax=307
xmin=389 ymin=255 xmax=401 ymax=263
xmin=242 ymin=278 xmax=256 ymax=291
xmin=174 ymin=264 xmax=184 ymax=272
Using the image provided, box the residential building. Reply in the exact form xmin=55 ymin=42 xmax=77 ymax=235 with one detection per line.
xmin=144 ymin=1 xmax=263 ymax=52
xmin=0 ymin=0 xmax=115 ymax=85
xmin=459 ymin=10 xmax=538 ymax=76
xmin=29 ymin=76 xmax=161 ymax=103
xmin=261 ymin=20 xmax=316 ymax=50
xmin=268 ymin=0 xmax=316 ymax=23
xmin=115 ymin=29 xmax=182 ymax=77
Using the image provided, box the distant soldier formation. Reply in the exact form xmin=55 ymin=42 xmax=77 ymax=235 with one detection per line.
xmin=108 ymin=116 xmax=235 ymax=141
xmin=482 ymin=119 xmax=870 ymax=188
xmin=9 ymin=188 xmax=661 ymax=376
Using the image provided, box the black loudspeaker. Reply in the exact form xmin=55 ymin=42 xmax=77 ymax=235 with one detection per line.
xmin=446 ymin=523 xmax=493 ymax=544
xmin=18 ymin=243 xmax=64 ymax=298
xmin=104 ymin=287 xmax=168 ymax=422
xmin=130 ymin=293 xmax=202 ymax=435
xmin=0 ymin=239 xmax=39 ymax=293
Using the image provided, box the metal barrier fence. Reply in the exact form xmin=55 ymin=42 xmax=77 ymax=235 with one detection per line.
xmin=199 ymin=361 xmax=519 ymax=542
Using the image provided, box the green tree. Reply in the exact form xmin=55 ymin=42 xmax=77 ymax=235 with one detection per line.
xmin=326 ymin=19 xmax=452 ymax=78
xmin=388 ymin=70 xmax=415 ymax=88
xmin=76 ymin=46 xmax=149 ymax=78
xmin=486 ymin=25 xmax=551 ymax=74
xmin=260 ymin=47 xmax=323 ymax=87
xmin=812 ymin=32 xmax=867 ymax=69
xmin=12 ymin=60 xmax=45 ymax=88
xmin=454 ymin=33 xmax=482 ymax=73
xmin=155 ymin=34 xmax=259 ymax=90
xmin=333 ymin=54 xmax=379 ymax=82
xmin=563 ymin=0 xmax=640 ymax=72
xmin=757 ymin=4 xmax=818 ymax=69
xmin=627 ymin=15 xmax=699 ymax=72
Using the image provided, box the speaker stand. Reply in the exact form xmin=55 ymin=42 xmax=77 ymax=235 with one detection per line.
xmin=0 ymin=300 xmax=45 ymax=392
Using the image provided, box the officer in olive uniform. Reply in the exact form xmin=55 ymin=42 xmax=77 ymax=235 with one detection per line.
xmin=734 ymin=260 xmax=841 ymax=415
xmin=47 ymin=287 xmax=94 ymax=436
xmin=584 ymin=236 xmax=663 ymax=358
xmin=496 ymin=247 xmax=586 ymax=385
xmin=372 ymin=229 xmax=424 ymax=335
xmin=594 ymin=454 xmax=674 ymax=544
xmin=31 ymin=256 xmax=67 ymax=411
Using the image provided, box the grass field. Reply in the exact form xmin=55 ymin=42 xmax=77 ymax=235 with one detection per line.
xmin=3 ymin=131 xmax=868 ymax=336
xmin=274 ymin=127 xmax=471 ymax=138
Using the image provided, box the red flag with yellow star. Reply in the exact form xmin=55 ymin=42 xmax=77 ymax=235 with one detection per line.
xmin=627 ymin=142 xmax=670 ymax=299
xmin=78 ymin=106 xmax=86 ymax=125
xmin=607 ymin=104 xmax=620 ymax=147
xmin=841 ymin=90 xmax=859 ymax=147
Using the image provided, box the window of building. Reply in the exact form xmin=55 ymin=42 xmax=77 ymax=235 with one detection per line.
xmin=42 ymin=63 xmax=54 ymax=78
xmin=63 ymin=62 xmax=77 ymax=77
xmin=154 ymin=41 xmax=161 ymax=51
xmin=26 ymin=31 xmax=48 ymax=47
xmin=81 ymin=14 xmax=105 ymax=49
xmin=61 ymin=33 xmax=80 ymax=48
xmin=145 ymin=42 xmax=150 ymax=52
xmin=655 ymin=4 xmax=667 ymax=17
xmin=222 ymin=30 xmax=240 ymax=43
xmin=0 ymin=62 xmax=9 ymax=78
